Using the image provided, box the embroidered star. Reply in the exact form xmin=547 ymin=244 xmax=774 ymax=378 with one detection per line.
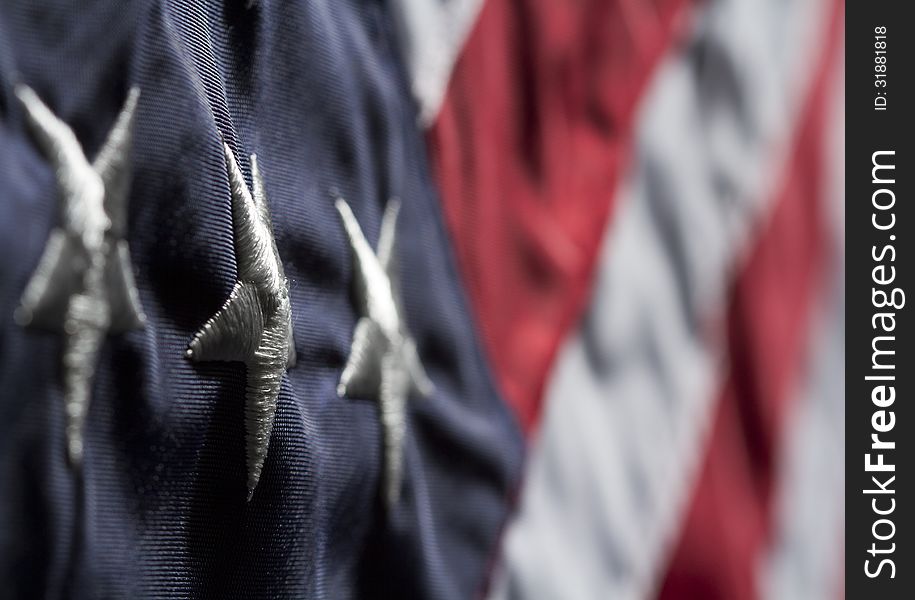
xmin=15 ymin=85 xmax=146 ymax=467
xmin=187 ymin=143 xmax=295 ymax=500
xmin=335 ymin=198 xmax=434 ymax=509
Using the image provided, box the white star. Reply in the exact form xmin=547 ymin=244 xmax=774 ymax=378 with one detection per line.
xmin=187 ymin=143 xmax=295 ymax=500
xmin=335 ymin=197 xmax=434 ymax=509
xmin=15 ymin=85 xmax=146 ymax=466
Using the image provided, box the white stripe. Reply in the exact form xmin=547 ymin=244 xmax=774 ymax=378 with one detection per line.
xmin=488 ymin=1 xmax=835 ymax=598
xmin=758 ymin=45 xmax=845 ymax=600
xmin=389 ymin=0 xmax=484 ymax=125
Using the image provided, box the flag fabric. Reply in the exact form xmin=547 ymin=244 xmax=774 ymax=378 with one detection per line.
xmin=0 ymin=0 xmax=844 ymax=599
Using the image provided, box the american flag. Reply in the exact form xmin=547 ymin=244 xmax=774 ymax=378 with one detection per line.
xmin=0 ymin=0 xmax=845 ymax=598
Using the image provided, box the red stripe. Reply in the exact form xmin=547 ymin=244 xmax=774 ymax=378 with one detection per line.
xmin=427 ymin=0 xmax=694 ymax=433
xmin=656 ymin=3 xmax=844 ymax=599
